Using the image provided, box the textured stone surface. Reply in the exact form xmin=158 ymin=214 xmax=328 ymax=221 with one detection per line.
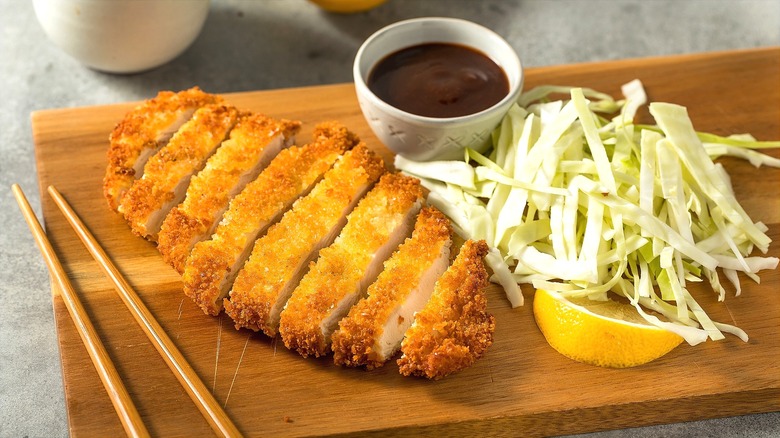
xmin=1 ymin=0 xmax=778 ymax=436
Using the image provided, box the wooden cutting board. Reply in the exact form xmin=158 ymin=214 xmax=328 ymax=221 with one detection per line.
xmin=32 ymin=47 xmax=780 ymax=437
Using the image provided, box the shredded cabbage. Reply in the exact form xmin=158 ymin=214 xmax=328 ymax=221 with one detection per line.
xmin=394 ymin=79 xmax=779 ymax=345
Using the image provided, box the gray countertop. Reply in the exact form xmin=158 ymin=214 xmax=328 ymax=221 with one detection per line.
xmin=1 ymin=0 xmax=778 ymax=436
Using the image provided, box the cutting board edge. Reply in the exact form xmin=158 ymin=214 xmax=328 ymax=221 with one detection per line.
xmin=342 ymin=387 xmax=780 ymax=437
xmin=28 ymin=46 xmax=780 ymax=117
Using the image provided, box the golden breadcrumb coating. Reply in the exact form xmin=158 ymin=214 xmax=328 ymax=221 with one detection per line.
xmin=331 ymin=207 xmax=452 ymax=369
xmin=104 ymin=87 xmax=220 ymax=210
xmin=397 ymin=239 xmax=495 ymax=380
xmin=279 ymin=173 xmax=424 ymax=358
xmin=310 ymin=121 xmax=361 ymax=146
xmin=183 ymin=122 xmax=358 ymax=316
xmin=158 ymin=114 xmax=301 ymax=273
xmin=118 ymin=104 xmax=241 ymax=240
xmin=224 ymin=144 xmax=385 ymax=336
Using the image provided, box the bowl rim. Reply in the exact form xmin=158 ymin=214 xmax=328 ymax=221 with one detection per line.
xmin=353 ymin=16 xmax=523 ymax=126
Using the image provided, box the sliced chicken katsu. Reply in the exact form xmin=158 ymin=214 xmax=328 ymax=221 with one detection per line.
xmin=183 ymin=122 xmax=359 ymax=316
xmin=224 ymin=144 xmax=385 ymax=335
xmin=104 ymin=87 xmax=220 ymax=210
xmin=118 ymin=104 xmax=241 ymax=240
xmin=397 ymin=239 xmax=495 ymax=380
xmin=279 ymin=173 xmax=424 ymax=358
xmin=331 ymin=207 xmax=452 ymax=368
xmin=157 ymin=114 xmax=302 ymax=273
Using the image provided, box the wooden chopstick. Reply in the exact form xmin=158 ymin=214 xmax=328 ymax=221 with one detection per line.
xmin=46 ymin=185 xmax=243 ymax=438
xmin=11 ymin=184 xmax=151 ymax=438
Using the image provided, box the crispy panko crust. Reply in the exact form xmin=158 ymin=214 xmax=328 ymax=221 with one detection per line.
xmin=158 ymin=114 xmax=301 ymax=273
xmin=310 ymin=121 xmax=361 ymax=145
xmin=397 ymin=239 xmax=495 ymax=380
xmin=224 ymin=144 xmax=385 ymax=336
xmin=331 ymin=207 xmax=452 ymax=369
xmin=279 ymin=173 xmax=423 ymax=358
xmin=104 ymin=87 xmax=220 ymax=210
xmin=183 ymin=122 xmax=358 ymax=316
xmin=118 ymin=104 xmax=241 ymax=240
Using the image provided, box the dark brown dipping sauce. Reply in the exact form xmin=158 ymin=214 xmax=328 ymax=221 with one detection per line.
xmin=367 ymin=43 xmax=509 ymax=118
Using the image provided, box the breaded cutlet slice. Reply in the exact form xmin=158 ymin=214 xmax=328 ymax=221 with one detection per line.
xmin=397 ymin=239 xmax=495 ymax=380
xmin=183 ymin=122 xmax=359 ymax=316
xmin=331 ymin=207 xmax=452 ymax=368
xmin=104 ymin=87 xmax=220 ymax=210
xmin=224 ymin=144 xmax=385 ymax=335
xmin=279 ymin=173 xmax=424 ymax=358
xmin=158 ymin=114 xmax=301 ymax=273
xmin=118 ymin=104 xmax=241 ymax=241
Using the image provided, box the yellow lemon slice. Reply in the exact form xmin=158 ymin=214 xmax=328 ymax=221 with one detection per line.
xmin=308 ymin=0 xmax=387 ymax=13
xmin=533 ymin=289 xmax=684 ymax=368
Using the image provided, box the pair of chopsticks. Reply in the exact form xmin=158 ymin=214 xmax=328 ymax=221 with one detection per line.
xmin=13 ymin=184 xmax=242 ymax=438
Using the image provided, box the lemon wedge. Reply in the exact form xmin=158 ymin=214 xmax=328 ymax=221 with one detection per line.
xmin=533 ymin=289 xmax=684 ymax=368
xmin=308 ymin=0 xmax=387 ymax=13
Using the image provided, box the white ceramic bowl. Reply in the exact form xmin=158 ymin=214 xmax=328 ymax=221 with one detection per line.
xmin=33 ymin=0 xmax=210 ymax=74
xmin=354 ymin=17 xmax=523 ymax=161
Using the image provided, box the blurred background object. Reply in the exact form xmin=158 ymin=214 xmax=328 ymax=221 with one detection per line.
xmin=33 ymin=0 xmax=210 ymax=73
xmin=308 ymin=0 xmax=387 ymax=13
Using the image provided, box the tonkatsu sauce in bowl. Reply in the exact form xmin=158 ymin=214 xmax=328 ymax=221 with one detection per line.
xmin=354 ymin=17 xmax=523 ymax=161
xmin=368 ymin=43 xmax=509 ymax=119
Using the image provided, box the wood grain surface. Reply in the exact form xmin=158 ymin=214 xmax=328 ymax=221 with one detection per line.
xmin=32 ymin=48 xmax=780 ymax=437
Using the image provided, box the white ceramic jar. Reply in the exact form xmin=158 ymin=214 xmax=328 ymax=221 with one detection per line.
xmin=33 ymin=0 xmax=210 ymax=74
xmin=354 ymin=17 xmax=523 ymax=161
